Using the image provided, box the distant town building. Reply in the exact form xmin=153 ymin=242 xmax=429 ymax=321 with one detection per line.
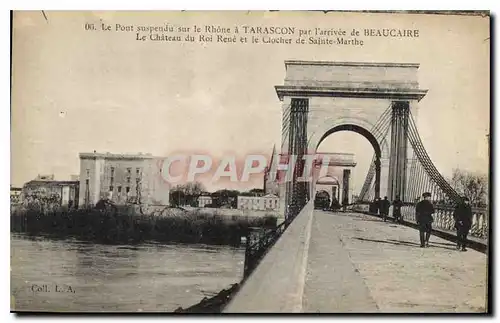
xmin=237 ymin=194 xmax=280 ymax=211
xmin=35 ymin=174 xmax=55 ymax=181
xmin=198 ymin=195 xmax=213 ymax=208
xmin=10 ymin=186 xmax=22 ymax=205
xmin=22 ymin=179 xmax=79 ymax=208
xmin=78 ymin=152 xmax=170 ymax=208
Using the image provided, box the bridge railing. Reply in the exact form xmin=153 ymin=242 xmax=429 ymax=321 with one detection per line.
xmin=402 ymin=204 xmax=489 ymax=239
xmin=242 ymin=200 xmax=312 ymax=279
xmin=355 ymin=201 xmax=488 ymax=240
xmin=243 ymin=221 xmax=287 ymax=279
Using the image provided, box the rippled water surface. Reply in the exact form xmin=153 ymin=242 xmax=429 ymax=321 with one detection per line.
xmin=11 ymin=234 xmax=244 ymax=312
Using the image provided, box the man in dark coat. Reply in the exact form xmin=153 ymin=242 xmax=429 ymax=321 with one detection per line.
xmin=342 ymin=196 xmax=349 ymax=212
xmin=369 ymin=199 xmax=376 ymax=213
xmin=393 ymin=195 xmax=403 ymax=223
xmin=374 ymin=197 xmax=381 ymax=215
xmin=381 ymin=196 xmax=390 ymax=222
xmin=415 ymin=192 xmax=435 ymax=247
xmin=453 ymin=197 xmax=473 ymax=251
xmin=325 ymin=197 xmax=331 ymax=211
xmin=331 ymin=197 xmax=340 ymax=212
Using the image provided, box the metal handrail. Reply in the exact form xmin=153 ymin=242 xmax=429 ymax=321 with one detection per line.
xmin=243 ymin=221 xmax=287 ymax=279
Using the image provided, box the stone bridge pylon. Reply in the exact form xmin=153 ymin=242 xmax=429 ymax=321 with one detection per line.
xmin=274 ymin=61 xmax=428 ymax=219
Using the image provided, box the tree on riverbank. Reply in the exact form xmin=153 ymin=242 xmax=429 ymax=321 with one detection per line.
xmin=449 ymin=169 xmax=488 ymax=206
xmin=211 ymin=189 xmax=239 ymax=208
xmin=170 ymin=182 xmax=205 ymax=207
xmin=10 ymin=208 xmax=276 ymax=246
xmin=22 ymin=189 xmax=61 ymax=214
xmin=239 ymin=188 xmax=265 ymax=197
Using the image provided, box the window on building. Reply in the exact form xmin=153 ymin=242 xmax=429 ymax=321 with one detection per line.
xmin=127 ymin=177 xmax=131 ymax=184
xmin=136 ymin=168 xmax=141 ymax=177
xmin=117 ymin=186 xmax=122 ymax=193
xmin=109 ymin=186 xmax=114 ymax=192
xmin=127 ymin=168 xmax=131 ymax=175
xmin=111 ymin=167 xmax=115 ymax=176
xmin=86 ymin=169 xmax=90 ymax=178
xmin=126 ymin=187 xmax=130 ymax=194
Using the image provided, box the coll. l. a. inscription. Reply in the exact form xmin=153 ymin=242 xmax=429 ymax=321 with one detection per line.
xmin=30 ymin=284 xmax=76 ymax=294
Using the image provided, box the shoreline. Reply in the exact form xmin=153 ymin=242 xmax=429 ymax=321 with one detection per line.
xmin=173 ymin=283 xmax=241 ymax=313
xmin=10 ymin=232 xmax=247 ymax=251
xmin=11 ymin=208 xmax=277 ymax=246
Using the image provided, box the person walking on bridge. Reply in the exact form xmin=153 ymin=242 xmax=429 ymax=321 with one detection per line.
xmin=453 ymin=197 xmax=473 ymax=252
xmin=342 ymin=196 xmax=349 ymax=212
xmin=416 ymin=192 xmax=435 ymax=247
xmin=374 ymin=197 xmax=381 ymax=215
xmin=331 ymin=197 xmax=340 ymax=212
xmin=392 ymin=195 xmax=403 ymax=223
xmin=381 ymin=196 xmax=390 ymax=222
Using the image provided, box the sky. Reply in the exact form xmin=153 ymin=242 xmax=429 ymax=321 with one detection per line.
xmin=11 ymin=11 xmax=490 ymax=193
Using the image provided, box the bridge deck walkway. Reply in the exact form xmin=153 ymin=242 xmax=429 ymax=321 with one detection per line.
xmin=303 ymin=211 xmax=487 ymax=313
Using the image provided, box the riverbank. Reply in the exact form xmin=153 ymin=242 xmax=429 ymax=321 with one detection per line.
xmin=173 ymin=283 xmax=240 ymax=313
xmin=11 ymin=208 xmax=277 ymax=246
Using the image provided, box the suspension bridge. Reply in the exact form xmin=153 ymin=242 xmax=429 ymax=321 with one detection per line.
xmin=224 ymin=61 xmax=488 ymax=313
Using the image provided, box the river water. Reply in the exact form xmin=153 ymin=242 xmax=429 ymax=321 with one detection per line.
xmin=10 ymin=234 xmax=245 ymax=312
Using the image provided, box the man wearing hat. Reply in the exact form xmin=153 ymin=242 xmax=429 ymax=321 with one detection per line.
xmin=392 ymin=195 xmax=403 ymax=223
xmin=453 ymin=196 xmax=473 ymax=251
xmin=380 ymin=196 xmax=391 ymax=222
xmin=415 ymin=192 xmax=435 ymax=247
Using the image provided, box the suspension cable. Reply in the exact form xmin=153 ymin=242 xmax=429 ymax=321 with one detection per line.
xmin=406 ymin=110 xmax=460 ymax=201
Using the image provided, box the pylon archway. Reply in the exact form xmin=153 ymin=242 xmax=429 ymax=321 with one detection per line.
xmin=315 ymin=124 xmax=384 ymax=201
xmin=315 ymin=175 xmax=340 ymax=202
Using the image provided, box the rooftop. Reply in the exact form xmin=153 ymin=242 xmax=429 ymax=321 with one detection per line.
xmin=79 ymin=152 xmax=155 ymax=160
xmin=24 ymin=180 xmax=80 ymax=187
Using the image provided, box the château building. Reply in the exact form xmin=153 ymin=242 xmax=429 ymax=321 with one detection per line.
xmin=78 ymin=152 xmax=170 ymax=208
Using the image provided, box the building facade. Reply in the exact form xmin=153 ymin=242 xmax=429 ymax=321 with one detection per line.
xmin=78 ymin=152 xmax=170 ymax=208
xmin=237 ymin=194 xmax=280 ymax=211
xmin=198 ymin=195 xmax=213 ymax=208
xmin=22 ymin=179 xmax=80 ymax=208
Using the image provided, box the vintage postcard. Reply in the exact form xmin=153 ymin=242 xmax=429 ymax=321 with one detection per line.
xmin=10 ymin=10 xmax=490 ymax=313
